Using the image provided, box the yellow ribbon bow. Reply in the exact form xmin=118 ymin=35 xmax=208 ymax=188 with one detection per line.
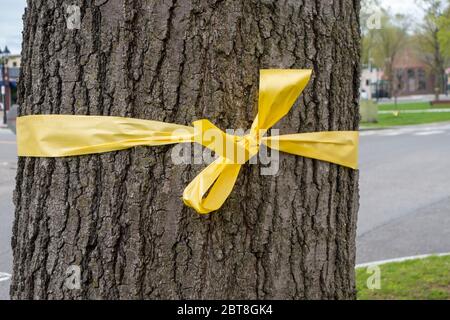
xmin=17 ymin=69 xmax=358 ymax=214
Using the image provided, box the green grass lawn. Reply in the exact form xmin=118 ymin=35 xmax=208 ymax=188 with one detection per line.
xmin=378 ymin=102 xmax=431 ymax=111
xmin=356 ymin=255 xmax=450 ymax=300
xmin=379 ymin=101 xmax=450 ymax=111
xmin=361 ymin=112 xmax=450 ymax=127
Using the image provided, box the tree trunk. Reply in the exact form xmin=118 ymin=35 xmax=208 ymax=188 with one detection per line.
xmin=433 ymin=28 xmax=445 ymax=100
xmin=11 ymin=0 xmax=360 ymax=300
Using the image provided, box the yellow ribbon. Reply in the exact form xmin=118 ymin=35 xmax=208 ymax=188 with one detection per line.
xmin=16 ymin=69 xmax=358 ymax=214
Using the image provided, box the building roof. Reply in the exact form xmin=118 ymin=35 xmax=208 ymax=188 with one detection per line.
xmin=393 ymin=48 xmax=427 ymax=69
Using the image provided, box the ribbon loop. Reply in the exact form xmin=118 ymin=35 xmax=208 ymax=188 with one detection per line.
xmin=182 ymin=157 xmax=242 ymax=214
xmin=255 ymin=69 xmax=312 ymax=131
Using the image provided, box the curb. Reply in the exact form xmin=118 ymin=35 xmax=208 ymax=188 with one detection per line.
xmin=359 ymin=120 xmax=450 ymax=132
xmin=355 ymin=252 xmax=450 ymax=269
xmin=359 ymin=126 xmax=392 ymax=131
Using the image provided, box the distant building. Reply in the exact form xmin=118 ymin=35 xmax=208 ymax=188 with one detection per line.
xmin=1 ymin=54 xmax=21 ymax=106
xmin=360 ymin=67 xmax=378 ymax=100
xmin=391 ymin=48 xmax=434 ymax=96
xmin=360 ymin=67 xmax=390 ymax=99
xmin=6 ymin=55 xmax=21 ymax=69
xmin=360 ymin=48 xmax=438 ymax=99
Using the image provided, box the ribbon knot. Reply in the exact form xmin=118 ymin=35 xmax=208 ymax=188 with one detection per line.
xmin=17 ymin=69 xmax=359 ymax=214
xmin=193 ymin=119 xmax=261 ymax=165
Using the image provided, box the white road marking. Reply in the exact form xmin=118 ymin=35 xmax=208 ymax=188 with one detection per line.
xmin=381 ymin=130 xmax=404 ymax=136
xmin=414 ymin=130 xmax=445 ymax=136
xmin=0 ymin=272 xmax=11 ymax=282
xmin=361 ymin=125 xmax=450 ymax=137
xmin=359 ymin=131 xmax=378 ymax=136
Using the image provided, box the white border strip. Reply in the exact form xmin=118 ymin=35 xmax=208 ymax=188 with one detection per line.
xmin=356 ymin=252 xmax=450 ymax=269
xmin=0 ymin=272 xmax=11 ymax=282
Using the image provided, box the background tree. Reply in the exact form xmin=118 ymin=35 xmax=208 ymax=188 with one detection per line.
xmin=360 ymin=0 xmax=380 ymax=66
xmin=437 ymin=1 xmax=450 ymax=74
xmin=415 ymin=0 xmax=448 ymax=100
xmin=11 ymin=0 xmax=360 ymax=299
xmin=362 ymin=11 xmax=409 ymax=99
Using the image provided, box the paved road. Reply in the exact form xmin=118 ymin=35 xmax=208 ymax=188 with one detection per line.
xmin=0 ymin=122 xmax=449 ymax=298
xmin=357 ymin=122 xmax=450 ymax=263
xmin=0 ymin=128 xmax=16 ymax=300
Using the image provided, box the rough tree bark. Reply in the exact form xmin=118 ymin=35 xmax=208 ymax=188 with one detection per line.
xmin=11 ymin=0 xmax=360 ymax=299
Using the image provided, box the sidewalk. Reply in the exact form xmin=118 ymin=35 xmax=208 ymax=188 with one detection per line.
xmin=377 ymin=94 xmax=450 ymax=104
xmin=379 ymin=108 xmax=450 ymax=114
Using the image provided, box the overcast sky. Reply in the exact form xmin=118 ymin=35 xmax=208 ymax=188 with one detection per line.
xmin=0 ymin=0 xmax=425 ymax=55
xmin=0 ymin=0 xmax=26 ymax=54
xmin=379 ymin=0 xmax=424 ymax=20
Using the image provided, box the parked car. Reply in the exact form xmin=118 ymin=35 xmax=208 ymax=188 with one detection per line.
xmin=373 ymin=88 xmax=390 ymax=99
